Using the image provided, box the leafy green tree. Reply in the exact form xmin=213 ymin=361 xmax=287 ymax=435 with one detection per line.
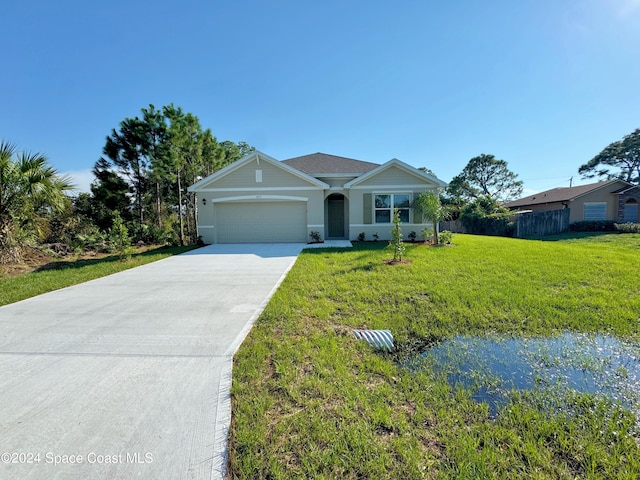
xmin=417 ymin=166 xmax=439 ymax=177
xmin=108 ymin=211 xmax=133 ymax=260
xmin=103 ymin=116 xmax=151 ymax=227
xmin=90 ymin=157 xmax=132 ymax=231
xmin=448 ymin=154 xmax=523 ymax=202
xmin=413 ymin=190 xmax=450 ymax=245
xmin=579 ymin=128 xmax=640 ymax=184
xmin=163 ymin=104 xmax=208 ymax=245
xmin=0 ymin=141 xmax=74 ymax=262
xmin=42 ymin=193 xmax=97 ymax=250
xmin=162 ymin=105 xmax=246 ymax=244
xmin=140 ymin=104 xmax=171 ymax=230
xmin=459 ymin=196 xmax=514 ymax=236
xmin=220 ymin=140 xmax=255 ymax=164
xmin=200 ymin=129 xmax=226 ymax=177
xmin=99 ymin=105 xmax=173 ymax=242
xmin=95 ymin=104 xmax=254 ymax=245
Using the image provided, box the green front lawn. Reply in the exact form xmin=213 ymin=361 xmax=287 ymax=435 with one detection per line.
xmin=230 ymin=233 xmax=640 ymax=479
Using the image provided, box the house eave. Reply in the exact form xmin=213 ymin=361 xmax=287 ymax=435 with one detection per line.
xmin=567 ymin=179 xmax=630 ymax=202
xmin=311 ymin=173 xmax=366 ymax=178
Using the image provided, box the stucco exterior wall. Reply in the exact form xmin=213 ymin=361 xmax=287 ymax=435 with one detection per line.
xmin=570 ymin=189 xmax=621 ymax=223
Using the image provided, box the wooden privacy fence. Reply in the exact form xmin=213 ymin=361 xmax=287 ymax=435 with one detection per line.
xmin=439 ymin=209 xmax=570 ymax=238
xmin=439 ymin=220 xmax=467 ymax=233
xmin=514 ymin=208 xmax=570 ymax=238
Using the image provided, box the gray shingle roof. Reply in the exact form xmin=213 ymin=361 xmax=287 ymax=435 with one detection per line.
xmin=281 ymin=152 xmax=379 ymax=175
xmin=505 ymin=181 xmax=615 ymax=208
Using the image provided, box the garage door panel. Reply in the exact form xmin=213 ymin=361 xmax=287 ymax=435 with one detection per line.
xmin=216 ymin=202 xmax=307 ymax=243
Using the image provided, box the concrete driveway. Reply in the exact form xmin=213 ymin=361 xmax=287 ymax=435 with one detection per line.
xmin=0 ymin=244 xmax=304 ymax=480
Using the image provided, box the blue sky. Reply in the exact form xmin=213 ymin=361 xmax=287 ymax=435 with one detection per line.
xmin=2 ymin=0 xmax=639 ymax=195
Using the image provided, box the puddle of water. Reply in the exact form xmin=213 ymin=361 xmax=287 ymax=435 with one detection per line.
xmin=409 ymin=333 xmax=640 ymax=419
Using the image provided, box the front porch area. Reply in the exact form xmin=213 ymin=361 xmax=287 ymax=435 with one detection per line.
xmin=325 ymin=193 xmax=349 ymax=240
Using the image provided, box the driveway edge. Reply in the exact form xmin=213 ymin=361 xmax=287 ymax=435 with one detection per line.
xmin=210 ymin=254 xmax=300 ymax=479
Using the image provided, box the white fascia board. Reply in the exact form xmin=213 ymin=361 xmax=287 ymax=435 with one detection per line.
xmin=312 ymin=173 xmax=363 ymax=178
xmin=195 ymin=186 xmax=321 ymax=192
xmin=348 ymin=184 xmax=442 ymax=190
xmin=210 ymin=194 xmax=309 ymax=203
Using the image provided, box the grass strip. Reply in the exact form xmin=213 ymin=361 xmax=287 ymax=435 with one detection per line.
xmin=0 ymin=245 xmax=197 ymax=306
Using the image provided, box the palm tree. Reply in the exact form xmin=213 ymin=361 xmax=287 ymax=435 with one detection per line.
xmin=413 ymin=190 xmax=449 ymax=245
xmin=0 ymin=141 xmax=75 ymax=262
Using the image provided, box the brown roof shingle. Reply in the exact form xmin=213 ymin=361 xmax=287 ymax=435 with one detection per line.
xmin=281 ymin=152 xmax=379 ymax=175
xmin=505 ymin=180 xmax=619 ymax=208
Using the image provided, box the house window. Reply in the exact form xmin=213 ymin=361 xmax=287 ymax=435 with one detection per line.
xmin=583 ymin=202 xmax=606 ymax=221
xmin=623 ymin=200 xmax=638 ymax=222
xmin=374 ymin=193 xmax=410 ymax=223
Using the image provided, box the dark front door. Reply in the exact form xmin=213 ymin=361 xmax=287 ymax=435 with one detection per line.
xmin=327 ymin=195 xmax=345 ymax=238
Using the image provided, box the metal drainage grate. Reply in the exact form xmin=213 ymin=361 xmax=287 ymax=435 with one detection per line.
xmin=353 ymin=329 xmax=394 ymax=352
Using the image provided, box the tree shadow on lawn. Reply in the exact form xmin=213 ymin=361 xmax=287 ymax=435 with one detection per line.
xmin=33 ymin=245 xmax=192 ymax=273
xmin=530 ymin=231 xmax=616 ymax=242
xmin=301 ymin=242 xmax=388 ymax=271
xmin=302 ymin=242 xmax=387 ymax=254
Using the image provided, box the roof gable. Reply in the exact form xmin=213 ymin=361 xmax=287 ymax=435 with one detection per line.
xmin=505 ymin=180 xmax=633 ymax=208
xmin=281 ymin=152 xmax=379 ymax=176
xmin=344 ymin=158 xmax=447 ymax=188
xmin=188 ymin=151 xmax=329 ymax=191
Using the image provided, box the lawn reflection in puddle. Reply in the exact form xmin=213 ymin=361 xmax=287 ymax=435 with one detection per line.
xmin=409 ymin=333 xmax=640 ymax=420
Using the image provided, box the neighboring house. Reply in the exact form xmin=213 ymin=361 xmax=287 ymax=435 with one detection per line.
xmin=505 ymin=180 xmax=640 ymax=224
xmin=188 ymin=151 xmax=447 ymax=244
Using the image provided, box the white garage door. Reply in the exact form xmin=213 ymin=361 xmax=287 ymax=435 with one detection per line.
xmin=216 ymin=202 xmax=307 ymax=243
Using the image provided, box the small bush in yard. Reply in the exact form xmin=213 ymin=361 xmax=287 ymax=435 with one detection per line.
xmin=357 ymin=232 xmax=366 ymax=241
xmin=438 ymin=230 xmax=453 ymax=245
xmin=108 ymin=213 xmax=134 ymax=260
xmin=615 ymin=223 xmax=640 ymax=233
xmin=570 ymin=220 xmax=617 ymax=232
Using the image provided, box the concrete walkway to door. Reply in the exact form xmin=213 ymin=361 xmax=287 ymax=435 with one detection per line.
xmin=0 ymin=244 xmax=304 ymax=480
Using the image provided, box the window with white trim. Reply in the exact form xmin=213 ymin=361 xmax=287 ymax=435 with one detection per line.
xmin=623 ymin=200 xmax=638 ymax=222
xmin=374 ymin=193 xmax=410 ymax=223
xmin=583 ymin=202 xmax=606 ymax=221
